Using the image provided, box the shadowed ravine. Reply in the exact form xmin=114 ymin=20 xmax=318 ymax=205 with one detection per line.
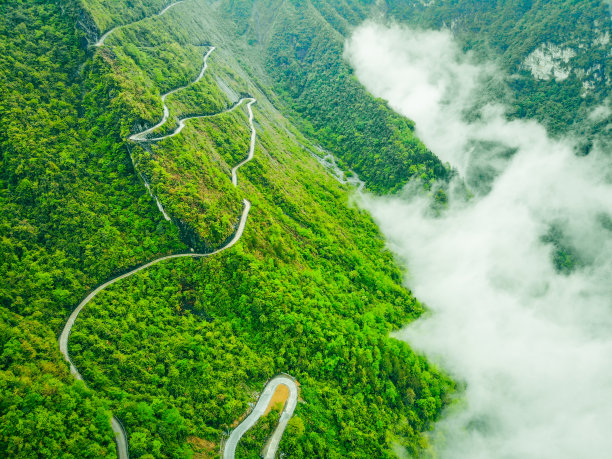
xmin=59 ymin=8 xmax=297 ymax=459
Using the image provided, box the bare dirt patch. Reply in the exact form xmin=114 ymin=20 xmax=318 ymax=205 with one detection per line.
xmin=187 ymin=436 xmax=216 ymax=458
xmin=264 ymin=383 xmax=290 ymax=415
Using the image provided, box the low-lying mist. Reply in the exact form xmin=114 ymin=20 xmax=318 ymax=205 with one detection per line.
xmin=346 ymin=24 xmax=612 ymax=458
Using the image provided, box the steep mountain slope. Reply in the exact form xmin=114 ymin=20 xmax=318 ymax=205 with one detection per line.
xmin=217 ymin=0 xmax=451 ymax=194
xmin=1 ymin=0 xmax=453 ymax=457
xmin=222 ymin=0 xmax=610 ymax=156
xmin=0 ymin=1 xmax=183 ymax=454
xmin=384 ymin=0 xmax=612 ymax=143
xmin=4 ymin=0 xmax=607 ymax=456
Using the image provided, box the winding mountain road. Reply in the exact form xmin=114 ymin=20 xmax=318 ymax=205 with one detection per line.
xmin=223 ymin=375 xmax=299 ymax=459
xmin=95 ymin=1 xmax=184 ymax=47
xmin=59 ymin=47 xmax=257 ymax=459
xmin=63 ymin=5 xmax=298 ymax=458
xmin=131 ymin=97 xmax=254 ymax=142
xmin=128 ymin=46 xmax=217 ymax=142
xmin=231 ymin=99 xmax=257 ymax=187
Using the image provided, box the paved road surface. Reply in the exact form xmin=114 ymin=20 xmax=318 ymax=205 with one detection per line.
xmin=231 ymin=99 xmax=257 ymax=187
xmin=65 ymin=6 xmax=297 ymax=456
xmin=95 ymin=1 xmax=184 ymax=47
xmin=128 ymin=47 xmax=217 ymax=142
xmin=223 ymin=375 xmax=299 ymax=459
xmin=132 ymin=97 xmax=253 ymax=142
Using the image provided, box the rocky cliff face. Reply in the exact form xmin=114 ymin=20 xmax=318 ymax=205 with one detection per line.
xmin=522 ymin=22 xmax=610 ymax=98
xmin=383 ymin=0 xmax=611 ymax=140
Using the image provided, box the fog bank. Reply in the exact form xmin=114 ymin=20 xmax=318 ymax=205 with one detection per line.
xmin=346 ymin=24 xmax=612 ymax=458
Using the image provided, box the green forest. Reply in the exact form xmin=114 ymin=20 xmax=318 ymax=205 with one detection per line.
xmin=384 ymin=0 xmax=612 ymax=140
xmin=0 ymin=0 xmax=454 ymax=457
xmin=225 ymin=0 xmax=610 ymax=157
xmin=2 ymin=0 xmax=608 ymax=457
xmin=224 ymin=0 xmax=452 ymax=194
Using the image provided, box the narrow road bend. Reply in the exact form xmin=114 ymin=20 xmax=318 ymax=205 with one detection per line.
xmin=223 ymin=375 xmax=299 ymax=459
xmin=95 ymin=1 xmax=184 ymax=47
xmin=63 ymin=4 xmax=300 ymax=456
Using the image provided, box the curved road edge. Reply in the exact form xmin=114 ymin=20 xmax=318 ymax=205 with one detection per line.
xmin=95 ymin=1 xmax=185 ymax=47
xmin=58 ymin=199 xmax=250 ymax=459
xmin=231 ymin=99 xmax=257 ymax=187
xmin=128 ymin=46 xmax=217 ymax=142
xmin=132 ymin=96 xmax=252 ymax=143
xmin=223 ymin=375 xmax=299 ymax=459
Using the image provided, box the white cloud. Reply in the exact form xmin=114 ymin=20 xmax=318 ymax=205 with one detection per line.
xmin=346 ymin=23 xmax=612 ymax=458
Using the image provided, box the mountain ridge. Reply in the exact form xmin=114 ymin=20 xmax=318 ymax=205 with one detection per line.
xmin=0 ymin=0 xmax=453 ymax=457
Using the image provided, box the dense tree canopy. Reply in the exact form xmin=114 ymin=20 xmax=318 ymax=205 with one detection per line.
xmin=385 ymin=0 xmax=612 ymax=138
xmin=0 ymin=0 xmax=455 ymax=457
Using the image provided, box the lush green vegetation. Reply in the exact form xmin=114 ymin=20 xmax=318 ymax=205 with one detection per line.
xmin=81 ymin=0 xmax=172 ymax=33
xmin=0 ymin=0 xmax=194 ymax=453
xmin=0 ymin=0 xmax=186 ymax=324
xmin=219 ymin=0 xmax=451 ymax=194
xmin=71 ymin=158 xmax=454 ymax=456
xmin=68 ymin=5 xmax=456 ymax=450
xmin=0 ymin=0 xmax=458 ymax=457
xmin=385 ymin=0 xmax=612 ymax=139
xmin=220 ymin=0 xmax=610 ymax=177
xmin=17 ymin=0 xmax=606 ymax=456
xmin=0 ymin=307 xmax=116 ymax=457
xmin=235 ymin=404 xmax=281 ymax=458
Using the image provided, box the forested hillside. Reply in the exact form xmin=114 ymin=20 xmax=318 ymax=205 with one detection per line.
xmin=223 ymin=0 xmax=610 ymax=159
xmin=384 ymin=0 xmax=612 ymax=144
xmin=6 ymin=0 xmax=601 ymax=456
xmin=0 ymin=0 xmax=184 ymax=454
xmin=0 ymin=0 xmax=454 ymax=457
xmin=219 ymin=0 xmax=451 ymax=194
